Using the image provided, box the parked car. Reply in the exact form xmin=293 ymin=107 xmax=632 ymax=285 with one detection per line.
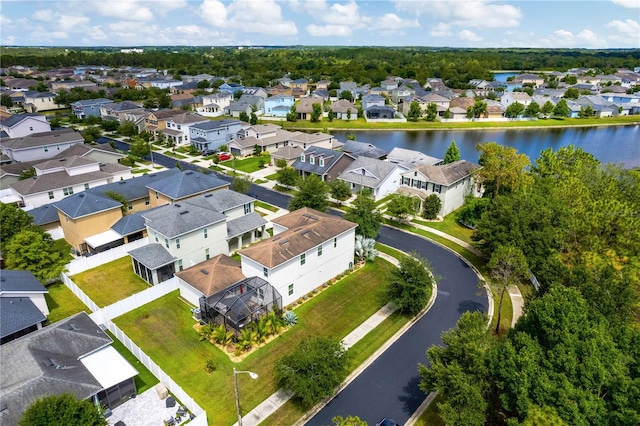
xmin=218 ymin=152 xmax=231 ymax=161
xmin=376 ymin=419 xmax=398 ymax=426
xmin=202 ymin=149 xmax=216 ymax=156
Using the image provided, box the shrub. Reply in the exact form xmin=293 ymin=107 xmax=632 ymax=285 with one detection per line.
xmin=422 ymin=194 xmax=442 ymax=219
xmin=204 ymin=359 xmax=216 ymax=374
xmin=284 ymin=311 xmax=298 ymax=326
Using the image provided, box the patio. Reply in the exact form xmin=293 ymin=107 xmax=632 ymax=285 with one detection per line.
xmin=107 ymin=387 xmax=189 ymax=426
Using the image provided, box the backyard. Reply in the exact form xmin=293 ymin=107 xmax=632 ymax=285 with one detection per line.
xmin=45 ymin=281 xmax=90 ymax=323
xmin=71 ymin=257 xmax=151 ymax=307
xmin=113 ymin=257 xmax=396 ymax=425
xmin=220 ymin=154 xmax=270 ymax=173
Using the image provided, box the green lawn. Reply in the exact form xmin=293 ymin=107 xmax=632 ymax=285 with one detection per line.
xmin=414 ymin=393 xmax=446 ymax=426
xmin=163 ymin=151 xmax=189 ymax=159
xmin=254 ymin=200 xmax=279 ymax=212
xmin=264 ymin=172 xmax=279 ymax=181
xmin=412 ymin=209 xmax=476 ymax=246
xmin=45 ymin=281 xmax=90 ymax=323
xmin=71 ymin=257 xmax=151 ymax=307
xmin=222 ymin=155 xmax=271 ymax=173
xmin=114 ymin=258 xmax=395 ymax=426
xmin=53 ymin=239 xmax=74 ymax=264
xmin=105 ymin=330 xmax=158 ymax=394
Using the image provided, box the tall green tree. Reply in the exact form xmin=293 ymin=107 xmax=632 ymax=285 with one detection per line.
xmin=4 ymin=229 xmax=67 ymax=282
xmin=329 ymin=179 xmax=352 ymax=202
xmin=540 ymin=100 xmax=555 ymax=116
xmin=289 ymin=174 xmax=329 ymax=212
xmin=344 ymin=190 xmax=382 ymax=239
xmin=553 ymin=99 xmax=570 ymax=117
xmin=239 ymin=111 xmax=249 ymax=122
xmin=563 ymin=87 xmax=579 ymax=99
xmin=425 ymin=102 xmax=438 ymax=121
xmin=524 ymin=101 xmax=540 ymax=117
xmin=81 ymin=126 xmax=101 ymax=143
xmin=0 ymin=203 xmax=35 ymax=249
xmin=128 ymin=138 xmax=151 ymax=158
xmin=421 ymin=194 xmax=442 ymax=219
xmin=444 ymin=140 xmax=461 ymax=164
xmin=275 ymin=166 xmax=299 ymax=187
xmin=19 ymin=393 xmax=107 ymax=426
xmin=487 ymin=244 xmax=529 ymax=333
xmin=407 ymin=100 xmax=421 ymax=121
xmin=1 ymin=93 xmax=13 ymax=108
xmin=385 ymin=193 xmax=418 ymax=221
xmin=118 ymin=121 xmax=138 ymax=137
xmin=505 ymin=101 xmax=525 ymax=118
xmin=311 ymin=103 xmax=323 ymax=122
xmin=475 ymin=142 xmax=532 ymax=197
xmin=387 ymin=253 xmax=435 ymax=314
xmin=231 ymin=175 xmax=253 ymax=194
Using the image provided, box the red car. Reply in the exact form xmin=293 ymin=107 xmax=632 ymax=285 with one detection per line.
xmin=218 ymin=152 xmax=231 ymax=161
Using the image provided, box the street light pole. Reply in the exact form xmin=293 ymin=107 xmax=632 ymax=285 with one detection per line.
xmin=234 ymin=368 xmax=258 ymax=426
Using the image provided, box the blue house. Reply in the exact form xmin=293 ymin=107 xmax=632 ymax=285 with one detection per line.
xmin=189 ymin=119 xmax=243 ymax=153
xmin=219 ymin=83 xmax=245 ymax=95
xmin=70 ymin=98 xmax=112 ymax=119
xmin=264 ymin=95 xmax=294 ymax=117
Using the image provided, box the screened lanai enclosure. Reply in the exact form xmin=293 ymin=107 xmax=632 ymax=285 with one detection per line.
xmin=199 ymin=277 xmax=282 ymax=333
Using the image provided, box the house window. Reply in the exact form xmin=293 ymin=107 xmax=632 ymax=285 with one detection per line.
xmin=127 ymin=203 xmax=133 ymax=211
xmin=154 ymin=232 xmax=158 ymax=242
xmin=205 ymin=248 xmax=210 ymax=260
xmin=176 ymin=238 xmax=180 ymax=249
xmin=244 ymin=203 xmax=251 ymax=214
xmin=178 ymin=259 xmax=183 ymax=271
xmin=29 ymin=126 xmax=33 ymax=131
xmin=165 ymin=238 xmax=169 ymax=248
xmin=84 ymin=183 xmax=90 ymax=190
xmin=155 ymin=191 xmax=159 ymax=199
xmin=263 ymin=267 xmax=268 ymax=277
xmin=402 ymin=177 xmax=410 ymax=185
xmin=319 ymin=158 xmax=324 ymax=167
xmin=300 ymin=253 xmax=306 ymax=265
xmin=145 ymin=197 xmax=150 ymax=206
xmin=43 ymin=146 xmax=49 ymax=152
xmin=177 ymin=125 xmax=181 ymax=130
xmin=318 ymin=245 xmax=323 ymax=256
xmin=288 ymin=283 xmax=294 ymax=296
xmin=300 ymin=154 xmax=305 ymax=162
xmin=433 ymin=184 xmax=442 ymax=193
xmin=334 ymin=237 xmax=337 ymax=248
xmin=48 ymin=191 xmax=54 ymax=200
xmin=63 ymin=187 xmax=74 ymax=196
xmin=203 ymin=228 xmax=208 ymax=239
xmin=310 ymin=156 xmax=315 ymax=165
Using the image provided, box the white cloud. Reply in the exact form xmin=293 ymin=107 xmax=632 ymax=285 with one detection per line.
xmin=394 ymin=0 xmax=521 ymax=28
xmin=94 ymin=1 xmax=153 ymax=21
xmin=576 ymin=29 xmax=601 ymax=45
xmin=605 ymin=19 xmax=640 ymax=38
xmin=199 ymin=0 xmax=227 ymax=27
xmin=459 ymin=29 xmax=483 ymax=42
xmin=154 ymin=0 xmax=188 ymax=15
xmin=430 ymin=22 xmax=452 ymax=37
xmin=374 ymin=13 xmax=420 ymax=30
xmin=58 ymin=15 xmax=90 ymax=30
xmin=611 ymin=0 xmax=640 ymax=8
xmin=226 ymin=0 xmax=298 ymax=35
xmin=553 ymin=29 xmax=575 ymax=44
xmin=32 ymin=9 xmax=53 ymax=22
xmin=91 ymin=26 xmax=108 ymax=41
xmin=548 ymin=28 xmax=606 ymax=47
xmin=306 ymin=24 xmax=352 ymax=37
xmin=323 ymin=1 xmax=361 ymax=26
xmin=288 ymin=0 xmax=328 ymax=15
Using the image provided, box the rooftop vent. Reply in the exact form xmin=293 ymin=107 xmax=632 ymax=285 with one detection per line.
xmin=185 ymin=171 xmax=193 ymax=175
xmin=175 ymin=203 xmax=181 ymax=207
xmin=302 ymin=213 xmax=318 ymax=221
xmin=179 ymin=211 xmax=189 ymax=215
xmin=200 ymin=269 xmax=209 ymax=275
xmin=78 ymin=193 xmax=85 ymax=198
xmin=278 ymin=239 xmax=289 ymax=245
xmin=204 ymin=194 xmax=212 ymax=198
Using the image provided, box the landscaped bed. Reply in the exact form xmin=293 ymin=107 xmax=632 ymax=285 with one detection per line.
xmin=71 ymin=257 xmax=151 ymax=307
xmin=113 ymin=257 xmax=395 ymax=425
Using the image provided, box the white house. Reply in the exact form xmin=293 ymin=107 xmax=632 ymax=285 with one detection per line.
xmin=163 ymin=112 xmax=209 ymax=146
xmin=500 ymin=92 xmax=532 ymax=107
xmin=0 ymin=129 xmax=84 ymax=163
xmin=337 ymin=156 xmax=407 ymax=201
xmin=198 ymin=92 xmax=233 ymax=117
xmin=0 ymin=113 xmax=51 ymax=139
xmin=239 ymin=208 xmax=357 ymax=306
xmin=22 ymin=91 xmax=65 ymax=112
xmin=398 ymin=160 xmax=481 ymax=216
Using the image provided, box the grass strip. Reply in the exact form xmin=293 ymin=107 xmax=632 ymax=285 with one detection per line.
xmin=45 ymin=281 xmax=90 ymax=323
xmin=254 ymin=200 xmax=279 ymax=212
xmin=105 ymin=330 xmax=159 ymax=394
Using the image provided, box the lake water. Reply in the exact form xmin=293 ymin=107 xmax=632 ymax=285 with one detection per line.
xmin=493 ymin=72 xmax=519 ymax=82
xmin=331 ymin=124 xmax=640 ymax=169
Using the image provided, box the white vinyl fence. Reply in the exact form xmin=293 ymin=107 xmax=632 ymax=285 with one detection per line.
xmin=66 ymin=238 xmax=148 ymax=275
xmin=60 ymin=272 xmax=100 ymax=312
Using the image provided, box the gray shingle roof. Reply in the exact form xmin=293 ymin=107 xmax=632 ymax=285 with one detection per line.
xmin=0 ymin=270 xmax=47 ymax=293
xmin=146 ymin=170 xmax=229 ymax=200
xmin=341 ymin=140 xmax=388 ymax=159
xmin=91 ymin=169 xmax=180 ymax=201
xmin=1 ymin=298 xmax=46 ymax=339
xmin=0 ymin=113 xmax=42 ymax=128
xmin=190 ymin=119 xmax=242 ymax=131
xmin=414 ymin=160 xmax=478 ymax=186
xmin=70 ymin=98 xmax=111 ymax=107
xmin=10 ymin=169 xmax=114 ymax=196
xmin=110 ymin=210 xmax=151 ymax=236
xmin=54 ymin=192 xmax=121 ymax=219
xmin=28 ymin=203 xmax=60 ymax=226
xmin=387 ymin=147 xmax=443 ymax=167
xmin=0 ymin=312 xmax=112 ymax=426
xmin=226 ymin=212 xmax=267 ymax=239
xmin=338 ymin=157 xmax=401 ymax=189
xmin=128 ymin=243 xmax=176 ymax=268
xmin=142 ymin=202 xmax=226 ymax=239
xmin=184 ymin=189 xmax=256 ymax=213
xmin=292 ymin=147 xmax=349 ymax=176
xmin=1 ymin=129 xmax=83 ymax=150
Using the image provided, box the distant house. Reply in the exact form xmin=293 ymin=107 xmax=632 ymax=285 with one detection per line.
xmin=292 ymin=146 xmax=355 ymax=181
xmin=243 ymin=87 xmax=269 ymax=99
xmin=337 ymin=156 xmax=407 ymax=201
xmin=189 ymin=119 xmax=243 ymax=153
xmin=267 ymin=84 xmax=293 ymax=97
xmin=219 ymin=83 xmax=245 ymax=94
xmin=514 ymin=73 xmax=544 ymax=87
xmin=0 ymin=128 xmax=84 ymax=163
xmin=163 ymin=112 xmax=209 ymax=146
xmin=289 ymin=78 xmax=308 ymax=92
xmin=22 ymin=91 xmax=65 ymax=112
xmin=398 ymin=160 xmax=481 ymax=216
xmin=0 ymin=312 xmax=139 ymax=425
xmin=198 ymin=92 xmax=233 ymax=117
xmin=239 ymin=207 xmax=357 ymax=306
xmin=330 ymin=99 xmax=358 ymax=120
xmin=365 ymin=105 xmax=396 ymax=119
xmin=390 ymin=85 xmax=415 ymax=103
xmin=71 ymin=98 xmax=112 ymax=119
xmin=264 ymin=94 xmax=294 ymax=117
xmin=0 ymin=270 xmax=49 ymax=345
xmin=129 ymin=189 xmax=266 ymax=285
xmin=229 ymin=125 xmax=338 ymax=157
xmin=341 ymin=140 xmax=388 ymax=159
xmin=100 ymin=101 xmax=144 ymax=122
xmin=225 ymin=95 xmax=264 ymax=117
xmin=296 ymin=98 xmax=323 ymax=121
xmin=500 ymin=92 xmax=532 ymax=107
xmin=0 ymin=113 xmax=51 ymax=139
xmin=362 ymin=94 xmax=386 ymax=110
xmin=387 ymin=147 xmax=443 ymax=168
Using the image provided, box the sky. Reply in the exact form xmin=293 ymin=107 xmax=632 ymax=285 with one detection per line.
xmin=0 ymin=0 xmax=638 ymax=48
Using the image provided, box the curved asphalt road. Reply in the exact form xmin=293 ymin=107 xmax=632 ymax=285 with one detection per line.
xmin=306 ymin=226 xmax=488 ymax=426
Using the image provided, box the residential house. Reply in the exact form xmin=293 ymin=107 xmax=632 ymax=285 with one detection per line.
xmin=296 ymin=98 xmax=323 ymax=121
xmin=22 ymin=91 xmax=65 ymax=112
xmin=468 ymin=79 xmax=493 ymax=90
xmin=264 ymin=94 xmax=294 ymax=117
xmin=0 ymin=270 xmax=49 ymax=344
xmin=422 ymin=92 xmax=451 ymax=114
xmin=219 ymin=83 xmax=245 ymax=94
xmin=365 ymin=105 xmax=396 ymax=119
xmin=189 ymin=119 xmax=243 ymax=153
xmin=129 ymin=189 xmax=266 ymax=285
xmin=514 ymin=73 xmax=544 ymax=87
xmin=311 ymin=89 xmax=330 ymax=102
xmin=289 ymin=78 xmax=308 ymax=93
xmin=484 ymin=103 xmax=505 ymax=119
xmin=390 ymin=85 xmax=415 ymax=103
xmin=198 ymin=92 xmax=233 ymax=117
xmin=144 ymin=109 xmax=184 ymax=134
xmin=316 ymin=80 xmax=331 ymax=90
xmin=243 ymin=87 xmax=269 ymax=99
xmin=2 ymin=78 xmax=39 ymax=92
xmin=337 ymin=156 xmax=407 ymax=201
xmin=387 ymin=147 xmax=443 ymax=168
xmin=500 ymin=92 xmax=532 ymax=107
xmin=270 ymin=145 xmax=304 ymax=166
xmin=163 ymin=112 xmax=209 ymax=146
xmin=381 ymin=79 xmax=399 ymax=91
xmin=145 ymin=169 xmax=229 ymax=207
xmin=49 ymin=80 xmax=98 ymax=91
xmin=0 ymin=312 xmax=139 ymax=425
xmin=8 ymin=155 xmax=131 ymax=209
xmin=361 ymin=94 xmax=386 ymax=110
xmin=100 ymin=101 xmax=144 ymax=122
xmin=229 ymin=125 xmax=337 ymax=157
xmin=424 ymin=78 xmax=448 ymax=92
xmin=225 ymin=95 xmax=264 ymax=117
xmin=574 ymin=95 xmax=619 ymax=117
xmin=339 ymin=81 xmax=358 ymax=99
xmin=448 ymin=107 xmax=468 ymax=119
xmin=239 ymin=207 xmax=357 ymax=306
xmin=398 ymin=160 xmax=481 ymax=216
xmin=267 ymin=84 xmax=293 ymax=97
xmin=292 ymin=146 xmax=355 ymax=181
xmin=341 ymin=140 xmax=388 ymax=159
xmin=70 ymin=98 xmax=112 ymax=119
xmin=330 ymin=99 xmax=358 ymax=120
xmin=0 ymin=113 xmax=51 ymax=139
xmin=449 ymin=97 xmax=475 ymax=112
xmin=0 ymin=129 xmax=84 ymax=163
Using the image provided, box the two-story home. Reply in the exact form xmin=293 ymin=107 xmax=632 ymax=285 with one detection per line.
xmin=390 ymin=85 xmax=415 ymax=103
xmin=267 ymin=84 xmax=293 ymax=97
xmin=100 ymin=101 xmax=144 ymax=122
xmin=239 ymin=208 xmax=357 ymax=306
xmin=0 ymin=113 xmax=51 ymax=139
xmin=0 ymin=128 xmax=84 ymax=163
xmin=361 ymin=94 xmax=386 ymax=110
xmin=264 ymin=94 xmax=294 ymax=117
xmin=162 ymin=112 xmax=209 ymax=146
xmin=189 ymin=119 xmax=243 ymax=153
xmin=292 ymin=147 xmax=356 ymax=182
xmin=513 ymin=73 xmax=544 ymax=87
xmin=225 ymin=95 xmax=264 ymax=117
xmin=0 ymin=312 xmax=139 ymax=425
xmin=70 ymin=98 xmax=113 ymax=119
xmin=143 ymin=109 xmax=183 ymax=134
xmin=337 ymin=156 xmax=407 ymax=201
xmin=500 ymin=92 xmax=532 ymax=107
xmin=219 ymin=83 xmax=244 ymax=94
xmin=128 ymin=189 xmax=266 ymax=285
xmin=289 ymin=78 xmax=308 ymax=93
xmin=22 ymin=91 xmax=65 ymax=112
xmin=0 ymin=270 xmax=49 ymax=345
xmin=198 ymin=92 xmax=233 ymax=117
xmin=398 ymin=160 xmax=481 ymax=216
xmin=243 ymin=87 xmax=269 ymax=99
